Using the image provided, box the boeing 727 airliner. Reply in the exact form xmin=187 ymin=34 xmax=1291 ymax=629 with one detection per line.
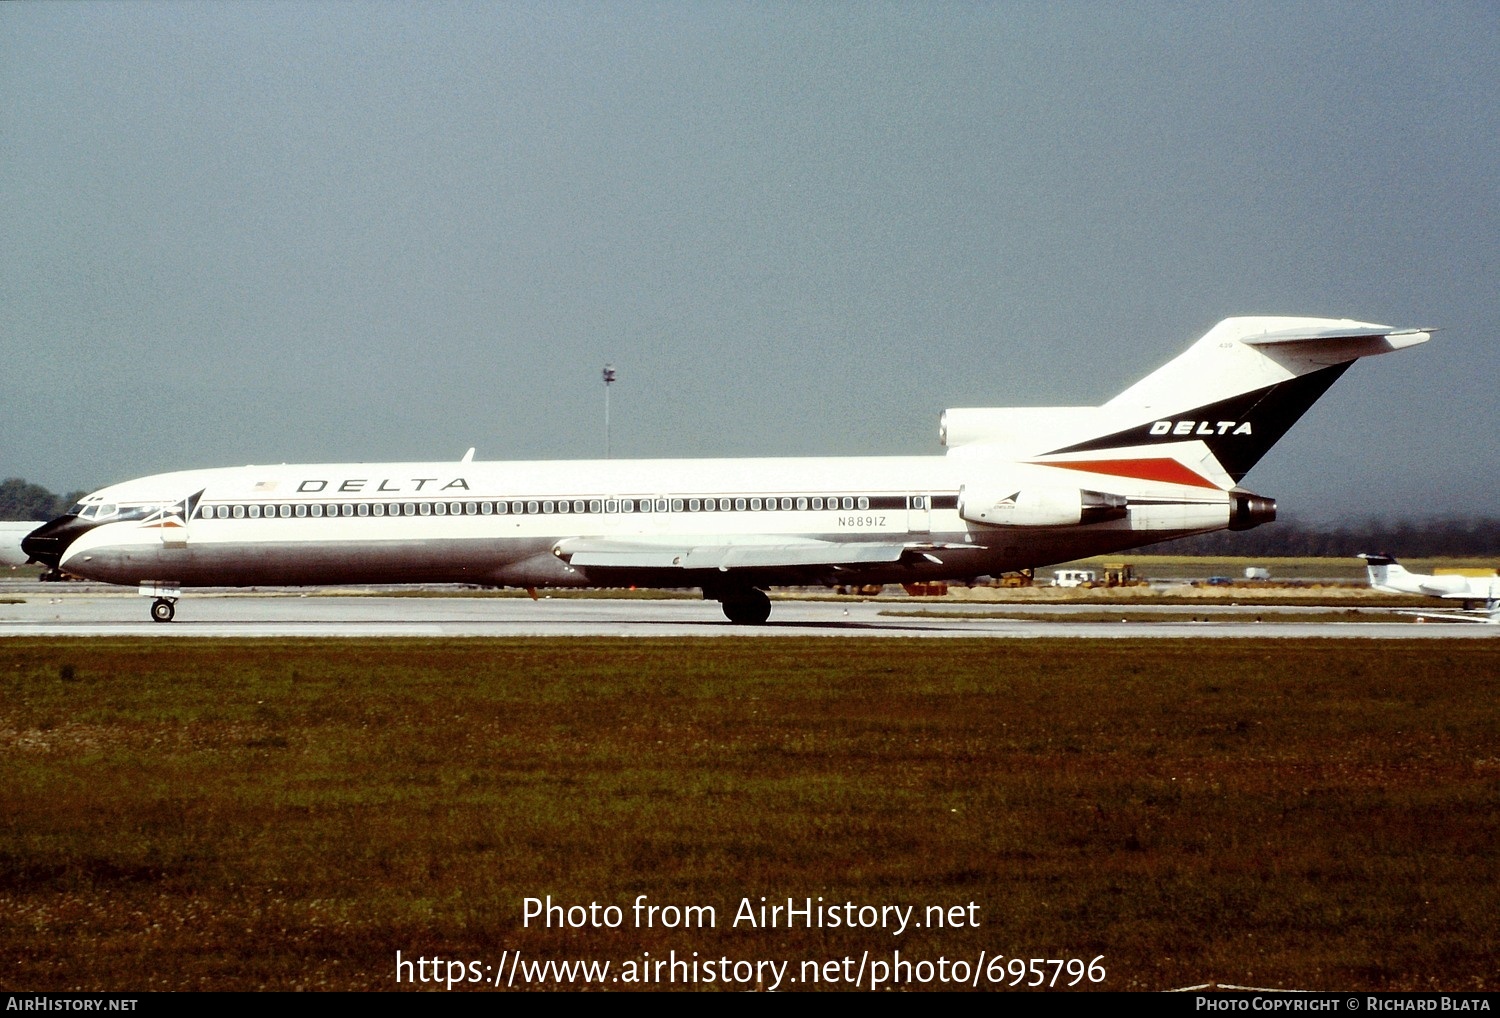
xmin=24 ymin=316 xmax=1430 ymax=623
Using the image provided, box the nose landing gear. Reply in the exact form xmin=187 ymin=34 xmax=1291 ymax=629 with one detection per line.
xmin=139 ymin=583 xmax=183 ymax=624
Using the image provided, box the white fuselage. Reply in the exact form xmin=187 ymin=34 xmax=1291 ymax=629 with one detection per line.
xmin=1368 ymin=562 xmax=1500 ymax=604
xmin=0 ymin=522 xmax=45 ymax=568
xmin=52 ymin=452 xmax=1233 ymax=590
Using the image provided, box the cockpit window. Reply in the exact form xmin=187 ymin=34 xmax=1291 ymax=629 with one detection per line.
xmin=118 ymin=505 xmax=159 ymax=523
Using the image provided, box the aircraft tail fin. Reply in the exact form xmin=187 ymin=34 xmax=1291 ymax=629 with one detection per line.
xmin=1359 ymin=552 xmax=1411 ymax=591
xmin=944 ymin=317 xmax=1430 ymax=490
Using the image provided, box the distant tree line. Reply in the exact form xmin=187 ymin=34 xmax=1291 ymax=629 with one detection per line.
xmin=1160 ymin=517 xmax=1499 ymax=558
xmin=0 ymin=479 xmax=88 ymax=521
xmin=2 ymin=476 xmax=1494 ymax=558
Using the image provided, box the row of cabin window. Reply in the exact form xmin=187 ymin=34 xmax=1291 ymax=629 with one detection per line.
xmin=195 ymin=494 xmax=900 ymax=521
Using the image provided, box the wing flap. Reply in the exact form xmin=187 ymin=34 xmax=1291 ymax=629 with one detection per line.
xmin=565 ymin=549 xmax=686 ymax=569
xmin=557 ymin=537 xmax=934 ymax=572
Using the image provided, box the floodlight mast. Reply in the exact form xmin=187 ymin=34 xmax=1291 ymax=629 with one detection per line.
xmin=602 ymin=363 xmax=617 ymax=458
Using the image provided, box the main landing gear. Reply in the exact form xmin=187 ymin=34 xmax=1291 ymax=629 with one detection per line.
xmin=717 ymin=588 xmax=771 ymax=625
xmin=150 ymin=597 xmax=177 ymax=623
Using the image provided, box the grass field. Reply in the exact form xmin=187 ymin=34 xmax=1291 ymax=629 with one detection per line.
xmin=2 ymin=638 xmax=1496 ymax=991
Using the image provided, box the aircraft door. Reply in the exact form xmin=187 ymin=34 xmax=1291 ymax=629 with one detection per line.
xmin=907 ymin=494 xmax=930 ymax=534
xmin=158 ymin=490 xmax=205 ymax=548
xmin=159 ymin=507 xmax=189 ymax=548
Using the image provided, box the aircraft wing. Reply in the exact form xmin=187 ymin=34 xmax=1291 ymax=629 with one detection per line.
xmin=554 ymin=536 xmax=954 ymax=572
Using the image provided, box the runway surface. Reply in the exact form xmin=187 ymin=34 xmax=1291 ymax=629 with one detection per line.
xmin=2 ymin=589 xmax=1495 ymax=638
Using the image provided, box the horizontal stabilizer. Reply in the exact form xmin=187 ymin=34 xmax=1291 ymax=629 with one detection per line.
xmin=1242 ymin=326 xmax=1431 ymax=348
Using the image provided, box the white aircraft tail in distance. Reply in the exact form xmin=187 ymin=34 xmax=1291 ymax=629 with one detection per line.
xmin=1360 ymin=554 xmax=1500 ymax=614
xmin=0 ymin=522 xmax=46 ymax=568
xmin=24 ymin=316 xmax=1430 ymax=623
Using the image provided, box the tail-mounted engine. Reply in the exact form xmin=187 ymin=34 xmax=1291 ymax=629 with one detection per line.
xmin=1228 ymin=490 xmax=1277 ymax=531
xmin=957 ymin=485 xmax=1128 ymax=527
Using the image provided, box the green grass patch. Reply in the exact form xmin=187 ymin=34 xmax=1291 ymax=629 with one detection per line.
xmin=2 ymin=639 xmax=1496 ymax=991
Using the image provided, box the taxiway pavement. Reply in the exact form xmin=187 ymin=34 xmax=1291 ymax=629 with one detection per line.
xmin=1 ymin=590 xmax=1494 ymax=638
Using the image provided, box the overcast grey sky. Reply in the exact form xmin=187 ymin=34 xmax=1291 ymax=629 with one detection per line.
xmin=4 ymin=2 xmax=1496 ymax=522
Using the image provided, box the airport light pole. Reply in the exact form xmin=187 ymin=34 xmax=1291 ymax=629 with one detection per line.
xmin=602 ymin=363 xmax=617 ymax=458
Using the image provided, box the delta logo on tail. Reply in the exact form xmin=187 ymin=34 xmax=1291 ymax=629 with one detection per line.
xmin=937 ymin=318 xmax=1429 ymax=497
xmin=1034 ymin=454 xmax=1226 ymax=491
xmin=1036 ymin=362 xmax=1353 ymax=483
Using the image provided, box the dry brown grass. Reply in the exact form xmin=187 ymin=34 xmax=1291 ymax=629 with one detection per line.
xmin=1 ymin=638 xmax=1495 ymax=991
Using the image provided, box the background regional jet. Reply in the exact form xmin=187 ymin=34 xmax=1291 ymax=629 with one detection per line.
xmin=1360 ymin=554 xmax=1500 ymax=623
xmin=25 ymin=316 xmax=1429 ymax=623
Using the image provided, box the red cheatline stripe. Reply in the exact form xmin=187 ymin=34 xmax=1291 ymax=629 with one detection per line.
xmin=1027 ymin=457 xmax=1220 ymax=489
